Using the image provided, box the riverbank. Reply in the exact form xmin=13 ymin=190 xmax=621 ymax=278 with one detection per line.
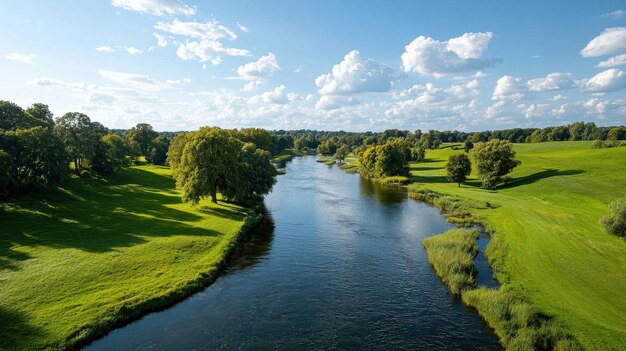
xmin=0 ymin=164 xmax=262 ymax=350
xmin=411 ymin=141 xmax=625 ymax=350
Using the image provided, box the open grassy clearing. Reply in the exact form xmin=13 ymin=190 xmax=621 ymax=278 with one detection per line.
xmin=409 ymin=141 xmax=626 ymax=350
xmin=0 ymin=164 xmax=254 ymax=350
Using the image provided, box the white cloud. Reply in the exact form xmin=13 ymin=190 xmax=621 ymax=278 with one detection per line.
xmin=581 ymin=68 xmax=626 ymax=92
xmin=124 ymin=46 xmax=143 ymax=55
xmin=492 ymin=75 xmax=527 ymax=101
xmin=155 ymin=19 xmax=237 ymax=41
xmin=242 ymin=80 xmax=263 ymax=92
xmin=248 ymin=85 xmax=289 ymax=104
xmin=28 ymin=77 xmax=86 ymax=89
xmin=111 ymin=0 xmax=196 ymax=16
xmin=237 ymin=22 xmax=250 ymax=33
xmin=5 ymin=52 xmax=35 ymax=64
xmin=581 ymin=27 xmax=626 ymax=57
xmin=527 ymin=72 xmax=576 ymax=92
xmin=517 ymin=103 xmax=551 ymax=118
xmin=549 ymin=95 xmax=567 ymax=101
xmin=95 ymin=46 xmax=115 ymax=53
xmin=597 ymin=53 xmax=626 ymax=68
xmin=98 ymin=69 xmax=184 ymax=91
xmin=176 ymin=40 xmax=249 ymax=64
xmin=316 ymin=95 xmax=361 ymax=110
xmin=600 ymin=10 xmax=625 ymax=19
xmin=237 ymin=52 xmax=280 ymax=78
xmin=315 ymin=50 xmax=393 ymax=95
xmin=153 ymin=33 xmax=167 ymax=47
xmin=401 ymin=32 xmax=498 ymax=77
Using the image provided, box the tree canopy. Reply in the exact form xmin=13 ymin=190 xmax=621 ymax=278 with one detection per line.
xmin=446 ymin=153 xmax=472 ymax=187
xmin=473 ymin=140 xmax=520 ymax=188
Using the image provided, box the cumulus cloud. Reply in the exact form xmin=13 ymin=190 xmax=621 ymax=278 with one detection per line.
xmin=581 ymin=27 xmax=626 ymax=57
xmin=5 ymin=53 xmax=35 ymax=64
xmin=95 ymin=46 xmax=115 ymax=53
xmin=315 ymin=50 xmax=393 ymax=95
xmin=401 ymin=32 xmax=498 ymax=77
xmin=581 ymin=68 xmax=626 ymax=92
xmin=527 ymin=72 xmax=576 ymax=92
xmin=596 ymin=53 xmax=626 ymax=68
xmin=316 ymin=95 xmax=361 ymax=110
xmin=176 ymin=40 xmax=249 ymax=64
xmin=237 ymin=52 xmax=280 ymax=78
xmin=517 ymin=103 xmax=551 ymax=118
xmin=242 ymin=80 xmax=263 ymax=92
xmin=492 ymin=75 xmax=528 ymax=101
xmin=153 ymin=33 xmax=167 ymax=47
xmin=248 ymin=85 xmax=289 ymax=104
xmin=124 ymin=46 xmax=143 ymax=55
xmin=111 ymin=0 xmax=196 ymax=16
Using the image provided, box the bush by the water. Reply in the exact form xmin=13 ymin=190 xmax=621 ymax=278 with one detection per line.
xmin=462 ymin=287 xmax=581 ymax=351
xmin=423 ymin=228 xmax=479 ymax=294
xmin=600 ymin=198 xmax=626 ymax=238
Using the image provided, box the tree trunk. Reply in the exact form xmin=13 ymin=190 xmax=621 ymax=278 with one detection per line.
xmin=210 ymin=187 xmax=218 ymax=204
xmin=458 ymin=182 xmax=460 ymax=187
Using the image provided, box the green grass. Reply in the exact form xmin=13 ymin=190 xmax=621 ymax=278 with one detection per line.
xmin=423 ymin=228 xmax=478 ymax=294
xmin=371 ymin=175 xmax=410 ymax=186
xmin=316 ymin=156 xmax=336 ymax=165
xmin=0 ymin=164 xmax=255 ymax=350
xmin=409 ymin=141 xmax=626 ymax=350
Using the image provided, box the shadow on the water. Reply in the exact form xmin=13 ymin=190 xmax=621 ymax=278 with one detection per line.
xmin=359 ymin=177 xmax=406 ymax=204
xmin=226 ymin=210 xmax=276 ymax=272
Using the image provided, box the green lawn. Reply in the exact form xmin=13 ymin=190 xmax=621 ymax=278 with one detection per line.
xmin=408 ymin=142 xmax=626 ymax=350
xmin=0 ymin=165 xmax=252 ymax=350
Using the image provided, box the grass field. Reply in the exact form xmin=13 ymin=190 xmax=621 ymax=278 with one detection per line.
xmin=409 ymin=142 xmax=626 ymax=350
xmin=0 ymin=164 xmax=253 ymax=350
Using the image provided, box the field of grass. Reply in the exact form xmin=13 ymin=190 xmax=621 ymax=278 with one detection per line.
xmin=0 ymin=165 xmax=255 ymax=350
xmin=409 ymin=141 xmax=626 ymax=350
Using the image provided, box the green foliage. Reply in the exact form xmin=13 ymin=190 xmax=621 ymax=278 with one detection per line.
xmin=0 ymin=149 xmax=11 ymax=194
xmin=607 ymin=126 xmax=626 ymax=141
xmin=173 ymin=127 xmax=243 ymax=204
xmin=359 ymin=140 xmax=409 ymax=178
xmin=126 ymin=123 xmax=159 ymax=158
xmin=462 ymin=287 xmax=581 ymax=351
xmin=446 ymin=153 xmax=472 ymax=187
xmin=423 ymin=228 xmax=478 ymax=294
xmin=464 ymin=139 xmax=474 ymax=153
xmin=316 ymin=138 xmax=337 ymax=155
xmin=233 ymin=144 xmax=277 ymax=202
xmin=411 ymin=145 xmax=426 ymax=162
xmin=91 ymin=134 xmax=130 ymax=174
xmin=473 ymin=139 xmax=521 ymax=188
xmin=166 ymin=132 xmax=191 ymax=175
xmin=54 ymin=112 xmax=107 ymax=172
xmin=334 ymin=144 xmax=349 ymax=163
xmin=146 ymin=136 xmax=169 ymax=165
xmin=591 ymin=139 xmax=623 ymax=149
xmin=239 ymin=127 xmax=273 ymax=152
xmin=600 ymin=198 xmax=626 ymax=237
xmin=25 ymin=103 xmax=54 ymax=128
xmin=0 ymin=100 xmax=32 ymax=130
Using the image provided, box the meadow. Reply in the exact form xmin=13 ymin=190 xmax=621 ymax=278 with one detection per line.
xmin=409 ymin=141 xmax=626 ymax=350
xmin=0 ymin=164 xmax=255 ymax=350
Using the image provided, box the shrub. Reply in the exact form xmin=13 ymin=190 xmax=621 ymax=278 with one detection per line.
xmin=600 ymin=198 xmax=626 ymax=237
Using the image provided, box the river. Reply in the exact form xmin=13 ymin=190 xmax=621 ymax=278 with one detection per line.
xmin=85 ymin=156 xmax=501 ymax=350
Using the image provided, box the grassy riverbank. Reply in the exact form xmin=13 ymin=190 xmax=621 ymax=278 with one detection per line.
xmin=411 ymin=141 xmax=626 ymax=350
xmin=0 ymin=164 xmax=256 ymax=350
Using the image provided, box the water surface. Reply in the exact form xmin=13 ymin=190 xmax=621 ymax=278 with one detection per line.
xmin=86 ymin=156 xmax=500 ymax=350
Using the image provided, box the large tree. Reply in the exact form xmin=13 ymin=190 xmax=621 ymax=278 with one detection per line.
xmin=473 ymin=139 xmax=520 ymax=188
xmin=239 ymin=128 xmax=272 ymax=152
xmin=358 ymin=141 xmax=409 ymax=178
xmin=91 ymin=134 xmax=130 ymax=174
xmin=173 ymin=127 xmax=243 ymax=204
xmin=54 ymin=112 xmax=107 ymax=172
xmin=334 ymin=144 xmax=349 ymax=163
xmin=0 ymin=100 xmax=31 ymax=130
xmin=230 ymin=143 xmax=277 ymax=202
xmin=446 ymin=153 xmax=472 ymax=187
xmin=25 ymin=103 xmax=54 ymax=128
xmin=126 ymin=123 xmax=159 ymax=158
xmin=146 ymin=136 xmax=170 ymax=165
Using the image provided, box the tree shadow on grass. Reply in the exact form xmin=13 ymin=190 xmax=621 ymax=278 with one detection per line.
xmin=497 ymin=169 xmax=585 ymax=190
xmin=0 ymin=167 xmax=248 ymax=269
xmin=0 ymin=307 xmax=46 ymax=350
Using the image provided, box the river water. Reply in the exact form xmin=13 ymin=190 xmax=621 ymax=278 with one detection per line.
xmin=86 ymin=156 xmax=501 ymax=350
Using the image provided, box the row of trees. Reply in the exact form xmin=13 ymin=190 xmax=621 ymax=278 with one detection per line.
xmin=167 ymin=127 xmax=277 ymax=204
xmin=446 ymin=140 xmax=521 ymax=188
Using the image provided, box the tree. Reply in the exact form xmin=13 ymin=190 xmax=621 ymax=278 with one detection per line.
xmin=600 ymin=198 xmax=626 ymax=238
xmin=334 ymin=144 xmax=349 ymax=163
xmin=239 ymin=128 xmax=272 ymax=152
xmin=54 ymin=112 xmax=107 ymax=172
xmin=167 ymin=132 xmax=191 ymax=176
xmin=0 ymin=100 xmax=30 ymax=130
xmin=358 ymin=141 xmax=409 ymax=178
xmin=607 ymin=127 xmax=626 ymax=141
xmin=464 ymin=139 xmax=474 ymax=153
xmin=473 ymin=140 xmax=521 ymax=188
xmin=146 ymin=136 xmax=169 ymax=165
xmin=173 ymin=127 xmax=243 ymax=204
xmin=0 ymin=149 xmax=11 ymax=194
xmin=91 ymin=134 xmax=129 ymax=174
xmin=446 ymin=153 xmax=472 ymax=187
xmin=25 ymin=103 xmax=54 ymax=128
xmin=411 ymin=145 xmax=426 ymax=162
xmin=126 ymin=123 xmax=159 ymax=158
xmin=230 ymin=143 xmax=277 ymax=202
xmin=294 ymin=136 xmax=309 ymax=151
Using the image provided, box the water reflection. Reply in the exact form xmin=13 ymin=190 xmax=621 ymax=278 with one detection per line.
xmin=358 ymin=177 xmax=406 ymax=204
xmin=227 ymin=211 xmax=275 ymax=272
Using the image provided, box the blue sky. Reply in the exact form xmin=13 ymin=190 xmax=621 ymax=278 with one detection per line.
xmin=1 ymin=0 xmax=625 ymax=131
